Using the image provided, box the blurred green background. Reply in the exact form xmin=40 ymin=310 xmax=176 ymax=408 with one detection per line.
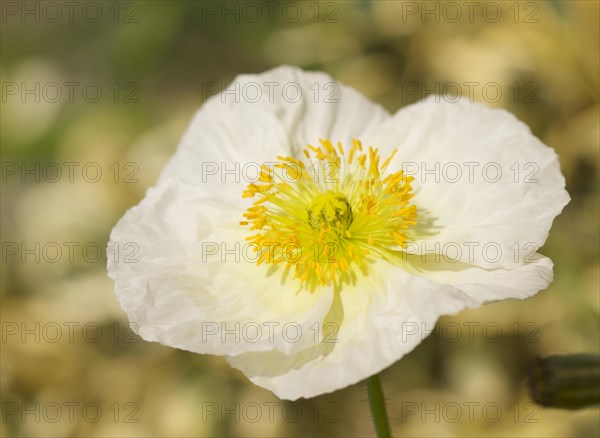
xmin=1 ymin=1 xmax=598 ymax=436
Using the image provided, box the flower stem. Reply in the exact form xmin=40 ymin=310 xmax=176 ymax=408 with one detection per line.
xmin=367 ymin=374 xmax=392 ymax=438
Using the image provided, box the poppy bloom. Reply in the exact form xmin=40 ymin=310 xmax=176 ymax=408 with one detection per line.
xmin=108 ymin=66 xmax=569 ymax=400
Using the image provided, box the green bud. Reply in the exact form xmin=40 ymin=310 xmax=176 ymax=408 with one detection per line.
xmin=529 ymin=354 xmax=600 ymax=410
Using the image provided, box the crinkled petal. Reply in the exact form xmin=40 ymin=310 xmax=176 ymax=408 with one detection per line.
xmin=403 ymin=252 xmax=554 ymax=305
xmin=108 ymin=178 xmax=334 ymax=357
xmin=227 ymin=249 xmax=554 ymax=399
xmin=227 ymin=258 xmax=474 ymax=400
xmin=363 ymin=97 xmax=569 ymax=267
xmin=158 ymin=65 xmax=389 ymax=207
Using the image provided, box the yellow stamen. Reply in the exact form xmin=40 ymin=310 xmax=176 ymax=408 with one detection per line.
xmin=240 ymin=139 xmax=417 ymax=289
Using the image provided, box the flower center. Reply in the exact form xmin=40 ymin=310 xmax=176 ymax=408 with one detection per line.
xmin=307 ymin=191 xmax=353 ymax=232
xmin=240 ymin=139 xmax=417 ymax=289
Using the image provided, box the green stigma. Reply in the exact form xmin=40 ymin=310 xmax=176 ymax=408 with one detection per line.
xmin=307 ymin=190 xmax=353 ymax=232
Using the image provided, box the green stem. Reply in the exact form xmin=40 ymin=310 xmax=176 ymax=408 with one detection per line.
xmin=367 ymin=374 xmax=392 ymax=438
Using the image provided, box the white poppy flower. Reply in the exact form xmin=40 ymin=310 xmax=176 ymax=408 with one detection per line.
xmin=108 ymin=65 xmax=569 ymax=400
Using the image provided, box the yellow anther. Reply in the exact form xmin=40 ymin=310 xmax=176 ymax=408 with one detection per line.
xmin=240 ymin=139 xmax=417 ymax=288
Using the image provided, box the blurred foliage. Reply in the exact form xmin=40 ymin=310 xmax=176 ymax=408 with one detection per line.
xmin=1 ymin=1 xmax=598 ymax=437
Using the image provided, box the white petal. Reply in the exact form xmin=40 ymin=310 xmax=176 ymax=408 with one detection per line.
xmin=108 ymin=178 xmax=334 ymax=357
xmin=403 ymin=252 xmax=554 ymax=305
xmin=227 ymin=258 xmax=474 ymax=400
xmin=363 ymin=97 xmax=569 ymax=267
xmin=158 ymin=65 xmax=389 ymax=205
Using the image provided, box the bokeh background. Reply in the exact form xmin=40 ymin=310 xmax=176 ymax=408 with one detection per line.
xmin=1 ymin=1 xmax=598 ymax=436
